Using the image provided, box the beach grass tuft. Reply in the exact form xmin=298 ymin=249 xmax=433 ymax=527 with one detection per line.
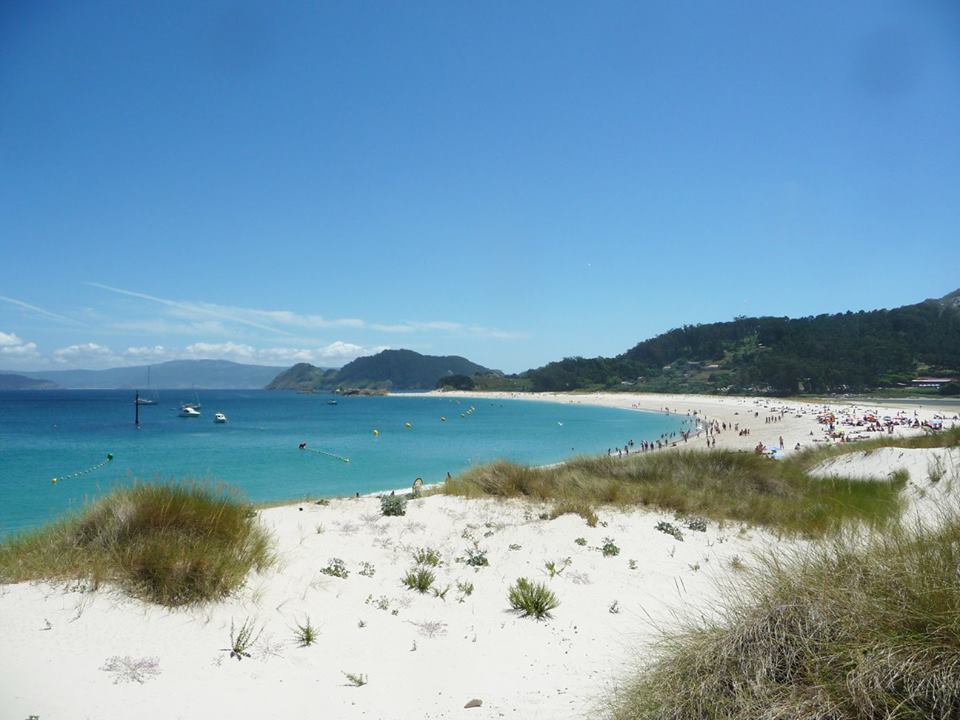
xmin=0 ymin=482 xmax=273 ymax=606
xmin=508 ymin=577 xmax=560 ymax=620
xmin=444 ymin=450 xmax=906 ymax=536
xmin=607 ymin=507 xmax=960 ymax=719
xmin=402 ymin=567 xmax=436 ymax=593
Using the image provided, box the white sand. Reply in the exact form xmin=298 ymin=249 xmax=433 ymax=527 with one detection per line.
xmin=2 ymin=392 xmax=958 ymax=720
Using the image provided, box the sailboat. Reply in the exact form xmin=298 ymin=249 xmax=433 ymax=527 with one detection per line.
xmin=136 ymin=367 xmax=158 ymax=405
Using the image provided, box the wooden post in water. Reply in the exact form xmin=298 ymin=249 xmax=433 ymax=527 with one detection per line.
xmin=135 ymin=391 xmax=140 ymax=428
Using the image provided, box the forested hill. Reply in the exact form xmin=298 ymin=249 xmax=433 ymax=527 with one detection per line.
xmin=267 ymin=349 xmax=492 ymax=391
xmin=522 ymin=290 xmax=960 ymax=395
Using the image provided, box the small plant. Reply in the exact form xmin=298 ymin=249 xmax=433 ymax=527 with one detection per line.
xmin=628 ymin=559 xmax=637 ymax=570
xmin=545 ymin=557 xmax=572 ymax=577
xmin=411 ymin=547 xmax=441 ymax=566
xmin=100 ymin=655 xmax=161 ymax=684
xmin=364 ymin=594 xmax=391 ymax=611
xmin=343 ymin=671 xmax=367 ymax=686
xmin=402 ymin=567 xmax=436 ymax=593
xmin=315 ymin=498 xmax=330 ymax=506
xmin=656 ymin=521 xmax=685 ymax=542
xmin=684 ymin=516 xmax=707 ymax=532
xmin=294 ymin=617 xmax=318 ymax=647
xmin=508 ymin=577 xmax=560 ymax=620
xmin=608 ymin=600 xmax=620 ymax=614
xmin=688 ymin=562 xmax=701 ymax=572
xmin=315 ymin=523 xmax=325 ymax=534
xmin=456 ymin=580 xmax=474 ymax=597
xmin=574 ymin=537 xmax=587 ymax=546
xmin=464 ymin=545 xmax=489 ymax=568
xmin=508 ymin=543 xmax=522 ymax=551
xmin=380 ymin=494 xmax=407 ymax=516
xmin=320 ymin=558 xmax=349 ymax=579
xmin=432 ymin=584 xmax=450 ymax=601
xmin=928 ymin=456 xmax=946 ymax=483
xmin=226 ymin=617 xmax=262 ymax=661
xmin=358 ymin=561 xmax=376 ymax=577
xmin=730 ymin=555 xmax=746 ymax=571
xmin=601 ymin=538 xmax=620 ymax=557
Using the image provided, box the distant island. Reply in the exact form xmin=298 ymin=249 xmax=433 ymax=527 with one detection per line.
xmin=266 ymin=349 xmax=495 ymax=392
xmin=17 ymin=359 xmax=286 ymax=390
xmin=0 ymin=373 xmax=59 ymax=390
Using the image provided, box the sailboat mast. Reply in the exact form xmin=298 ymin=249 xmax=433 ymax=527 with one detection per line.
xmin=135 ymin=391 xmax=140 ymax=428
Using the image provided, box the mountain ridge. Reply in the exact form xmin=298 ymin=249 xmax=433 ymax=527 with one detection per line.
xmin=19 ymin=359 xmax=286 ymax=389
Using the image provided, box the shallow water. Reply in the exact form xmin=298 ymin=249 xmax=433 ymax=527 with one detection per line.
xmin=0 ymin=390 xmax=691 ymax=536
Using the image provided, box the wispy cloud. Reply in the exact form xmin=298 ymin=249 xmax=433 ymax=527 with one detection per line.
xmin=87 ymin=283 xmax=291 ymax=336
xmin=0 ymin=295 xmax=84 ymax=325
xmin=87 ymin=282 xmax=522 ymax=341
xmin=41 ymin=339 xmax=386 ymax=369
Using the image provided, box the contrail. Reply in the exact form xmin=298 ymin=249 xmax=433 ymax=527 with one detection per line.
xmin=0 ymin=295 xmax=84 ymax=325
xmin=86 ymin=282 xmax=291 ymax=336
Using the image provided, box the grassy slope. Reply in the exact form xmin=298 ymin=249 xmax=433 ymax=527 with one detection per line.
xmin=444 ymin=450 xmax=906 ymax=537
xmin=0 ymin=483 xmax=273 ymax=606
xmin=609 ymin=511 xmax=960 ymax=719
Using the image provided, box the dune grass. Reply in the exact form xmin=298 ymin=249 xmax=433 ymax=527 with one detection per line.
xmin=608 ymin=509 xmax=960 ymax=719
xmin=444 ymin=450 xmax=905 ymax=536
xmin=0 ymin=483 xmax=273 ymax=606
xmin=789 ymin=424 xmax=960 ymax=469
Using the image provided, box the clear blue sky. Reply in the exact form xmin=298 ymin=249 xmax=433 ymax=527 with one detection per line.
xmin=2 ymin=1 xmax=958 ymax=373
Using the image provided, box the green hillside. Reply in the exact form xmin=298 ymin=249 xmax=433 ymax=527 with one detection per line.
xmin=267 ymin=349 xmax=492 ymax=391
xmin=521 ymin=290 xmax=960 ymax=395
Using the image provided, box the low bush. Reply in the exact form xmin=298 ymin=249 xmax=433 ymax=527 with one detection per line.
xmin=380 ymin=494 xmax=407 ymax=517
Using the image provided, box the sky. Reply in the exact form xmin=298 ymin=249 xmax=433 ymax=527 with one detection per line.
xmin=1 ymin=1 xmax=958 ymax=374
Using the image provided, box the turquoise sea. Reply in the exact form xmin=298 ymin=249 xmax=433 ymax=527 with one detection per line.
xmin=0 ymin=390 xmax=691 ymax=537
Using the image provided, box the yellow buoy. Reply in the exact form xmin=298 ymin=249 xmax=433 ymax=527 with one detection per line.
xmin=404 ymin=422 xmax=413 ymax=429
xmin=372 ymin=429 xmax=379 ymax=437
xmin=440 ymin=416 xmax=446 ymax=422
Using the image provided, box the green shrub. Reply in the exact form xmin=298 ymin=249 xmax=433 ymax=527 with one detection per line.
xmin=655 ymin=521 xmax=684 ymax=541
xmin=380 ymin=494 xmax=407 ymax=517
xmin=0 ymin=483 xmax=272 ymax=606
xmin=411 ymin=547 xmax=441 ymax=566
xmin=601 ymin=538 xmax=620 ymax=557
xmin=293 ymin=617 xmax=318 ymax=647
xmin=402 ymin=567 xmax=435 ymax=593
xmin=508 ymin=577 xmax=560 ymax=620
xmin=464 ymin=545 xmax=489 ymax=567
xmin=320 ymin=558 xmax=349 ymax=579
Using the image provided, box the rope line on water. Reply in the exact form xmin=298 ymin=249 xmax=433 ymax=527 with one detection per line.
xmin=51 ymin=453 xmax=114 ymax=485
xmin=299 ymin=444 xmax=350 ymax=464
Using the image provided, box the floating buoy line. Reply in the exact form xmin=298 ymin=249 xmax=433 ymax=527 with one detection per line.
xmin=298 ymin=443 xmax=350 ymax=464
xmin=51 ymin=453 xmax=114 ymax=485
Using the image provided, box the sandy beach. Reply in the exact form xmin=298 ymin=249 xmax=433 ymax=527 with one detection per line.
xmin=2 ymin=392 xmax=958 ymax=720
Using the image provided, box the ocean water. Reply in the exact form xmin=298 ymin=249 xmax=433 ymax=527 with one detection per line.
xmin=0 ymin=390 xmax=691 ymax=537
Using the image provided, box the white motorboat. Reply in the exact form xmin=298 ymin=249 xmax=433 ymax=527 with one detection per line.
xmin=213 ymin=412 xmax=227 ymax=424
xmin=179 ymin=406 xmax=201 ymax=418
